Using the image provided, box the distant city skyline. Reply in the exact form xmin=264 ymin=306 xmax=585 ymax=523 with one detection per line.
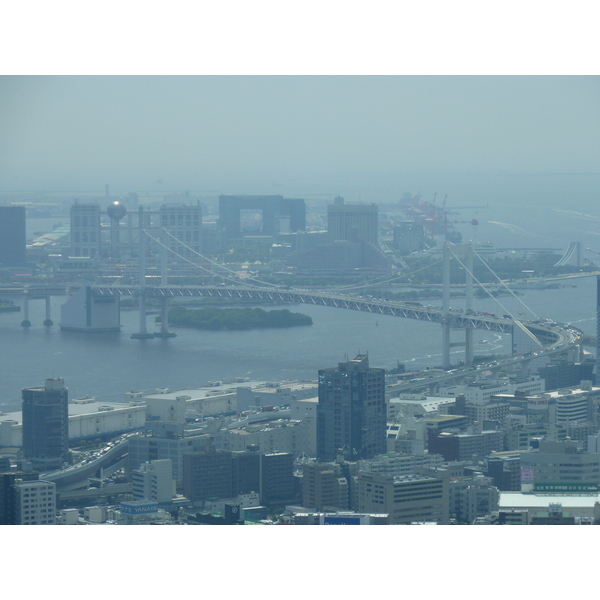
xmin=1 ymin=76 xmax=598 ymax=202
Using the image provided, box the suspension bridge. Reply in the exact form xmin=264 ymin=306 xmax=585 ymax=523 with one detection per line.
xmin=0 ymin=206 xmax=588 ymax=376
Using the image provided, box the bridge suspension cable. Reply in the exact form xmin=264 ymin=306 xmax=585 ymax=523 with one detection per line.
xmin=471 ymin=247 xmax=541 ymax=320
xmin=146 ymin=229 xmax=284 ymax=289
xmin=447 ymin=244 xmax=540 ymax=321
xmin=89 ymin=231 xmax=146 ymax=287
xmin=328 ymin=250 xmax=443 ymax=292
xmin=145 ymin=227 xmax=446 ymax=295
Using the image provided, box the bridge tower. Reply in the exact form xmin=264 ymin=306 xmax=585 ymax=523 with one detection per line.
xmin=154 ymin=228 xmax=176 ymax=338
xmin=131 ymin=207 xmax=176 ymax=339
xmin=131 ymin=206 xmax=154 ymax=339
xmin=442 ymin=241 xmax=475 ymax=369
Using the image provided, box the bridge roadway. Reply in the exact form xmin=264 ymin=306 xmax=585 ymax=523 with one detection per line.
xmin=94 ymin=282 xmax=577 ymax=331
xmin=0 ymin=281 xmax=584 ymax=380
xmin=0 ymin=282 xmax=583 ymax=351
xmin=94 ymin=283 xmax=515 ymax=331
xmin=92 ymin=282 xmax=583 ymax=358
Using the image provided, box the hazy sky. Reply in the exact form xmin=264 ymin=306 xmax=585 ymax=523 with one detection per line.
xmin=1 ymin=76 xmax=598 ymax=200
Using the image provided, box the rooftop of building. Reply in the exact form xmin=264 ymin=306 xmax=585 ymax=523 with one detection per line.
xmin=424 ymin=414 xmax=468 ymax=425
xmin=143 ymin=386 xmax=242 ymax=401
xmin=390 ymin=396 xmax=455 ymax=411
xmin=499 ymin=492 xmax=600 ymax=509
xmin=495 ymin=384 xmax=600 ymax=401
xmin=359 ymin=472 xmax=441 ymax=484
xmin=143 ymin=380 xmax=316 ymax=401
xmin=241 ymin=381 xmax=318 ymax=394
xmin=0 ymin=399 xmax=143 ymax=425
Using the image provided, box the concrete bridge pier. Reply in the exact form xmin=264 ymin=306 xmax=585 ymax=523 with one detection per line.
xmin=21 ymin=291 xmax=30 ymax=327
xmin=442 ymin=322 xmax=451 ymax=369
xmin=154 ymin=296 xmax=176 ymax=338
xmin=465 ymin=328 xmax=474 ymax=365
xmin=131 ymin=290 xmax=154 ymax=339
xmin=43 ymin=296 xmax=53 ymax=326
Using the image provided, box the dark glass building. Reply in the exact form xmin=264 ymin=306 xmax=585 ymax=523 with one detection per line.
xmin=0 ymin=473 xmax=17 ymax=525
xmin=317 ymin=355 xmax=386 ymax=462
xmin=0 ymin=206 xmax=26 ymax=265
xmin=182 ymin=449 xmax=294 ymax=505
xmin=22 ymin=378 xmax=70 ymax=471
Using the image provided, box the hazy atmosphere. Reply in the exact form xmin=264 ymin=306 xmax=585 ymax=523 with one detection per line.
xmin=2 ymin=5 xmax=600 ymax=586
xmin=1 ymin=76 xmax=598 ymax=201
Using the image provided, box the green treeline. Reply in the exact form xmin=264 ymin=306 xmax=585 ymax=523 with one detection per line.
xmin=167 ymin=306 xmax=313 ymax=330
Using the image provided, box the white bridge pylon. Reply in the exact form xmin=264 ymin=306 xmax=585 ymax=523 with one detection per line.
xmin=442 ymin=241 xmax=475 ymax=369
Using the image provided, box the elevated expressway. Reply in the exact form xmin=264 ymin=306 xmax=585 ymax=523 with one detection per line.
xmin=41 ymin=435 xmax=132 ymax=490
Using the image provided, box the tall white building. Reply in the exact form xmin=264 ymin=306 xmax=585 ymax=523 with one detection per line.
xmin=13 ymin=479 xmax=56 ymax=525
xmin=289 ymin=397 xmax=318 ymax=457
xmin=131 ymin=459 xmax=175 ymax=503
xmin=549 ymin=388 xmax=593 ymax=423
xmin=159 ymin=204 xmax=202 ymax=261
xmin=70 ymin=202 xmax=102 ymax=258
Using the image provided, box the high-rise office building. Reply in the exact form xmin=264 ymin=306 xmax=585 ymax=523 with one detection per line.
xmin=231 ymin=450 xmax=261 ymax=495
xmin=260 ymin=452 xmax=295 ymax=505
xmin=357 ymin=472 xmax=449 ymax=524
xmin=159 ymin=204 xmax=202 ymax=261
xmin=182 ymin=449 xmax=293 ymax=505
xmin=12 ymin=479 xmax=57 ymax=525
xmin=0 ymin=472 xmax=17 ymax=525
xmin=131 ymin=459 xmax=174 ymax=503
xmin=393 ymin=222 xmax=424 ymax=255
xmin=327 ymin=203 xmax=378 ymax=245
xmin=302 ymin=462 xmax=349 ymax=511
xmin=0 ymin=471 xmax=40 ymax=525
xmin=22 ymin=378 xmax=70 ymax=471
xmin=0 ymin=206 xmax=26 ymax=265
xmin=317 ymin=355 xmax=386 ymax=462
xmin=70 ymin=202 xmax=101 ymax=257
xmin=183 ymin=450 xmax=235 ymax=501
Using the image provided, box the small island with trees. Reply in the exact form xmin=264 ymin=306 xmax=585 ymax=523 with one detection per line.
xmin=0 ymin=299 xmax=20 ymax=312
xmin=165 ymin=306 xmax=313 ymax=331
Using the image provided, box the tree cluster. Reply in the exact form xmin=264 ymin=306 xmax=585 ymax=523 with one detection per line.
xmin=168 ymin=306 xmax=313 ymax=331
